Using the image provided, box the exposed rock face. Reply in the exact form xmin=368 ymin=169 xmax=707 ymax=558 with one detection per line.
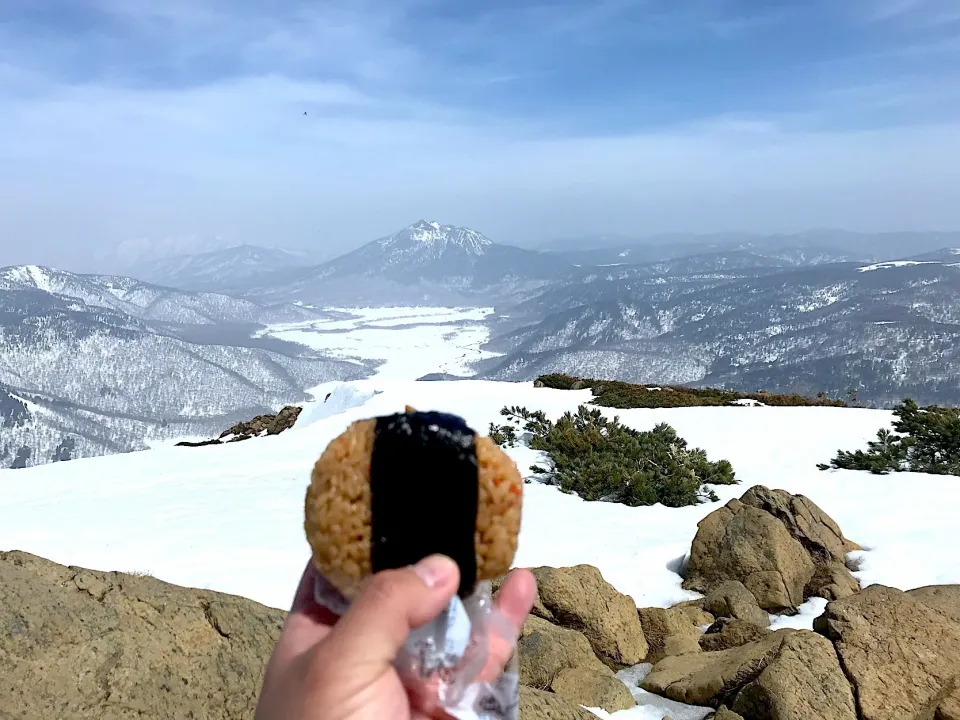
xmin=699 ymin=618 xmax=773 ymax=653
xmin=530 ymin=565 xmax=648 ymax=669
xmin=814 ymin=584 xmax=960 ymax=720
xmin=641 ymin=629 xmax=856 ymax=720
xmin=701 ymin=580 xmax=770 ymax=628
xmin=0 ymin=550 xmax=284 ymax=720
xmin=550 ymin=667 xmax=636 ymax=713
xmin=518 ymin=685 xmax=599 ymax=720
xmin=518 ymin=616 xmax=613 ymax=689
xmin=682 ymin=486 xmax=860 ymax=613
xmin=671 ymin=600 xmax=715 ymax=627
xmin=177 ymin=405 xmax=302 ymax=447
xmin=637 ymin=607 xmax=703 ymax=663
xmin=712 ymin=709 xmax=745 ymax=720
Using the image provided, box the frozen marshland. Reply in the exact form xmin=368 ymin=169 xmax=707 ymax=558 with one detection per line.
xmin=3 ymin=306 xmax=958 ymax=719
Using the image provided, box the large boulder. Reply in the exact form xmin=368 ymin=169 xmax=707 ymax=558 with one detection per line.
xmin=814 ymin=584 xmax=960 ymax=720
xmin=518 ymin=616 xmax=613 ymax=689
xmin=701 ymin=580 xmax=770 ymax=628
xmin=0 ymin=550 xmax=284 ymax=720
xmin=530 ymin=565 xmax=648 ymax=668
xmin=518 ymin=685 xmax=599 ymax=720
xmin=550 ymin=667 xmax=636 ymax=713
xmin=683 ymin=498 xmax=815 ymax=612
xmin=738 ymin=486 xmax=861 ymax=564
xmin=637 ymin=607 xmax=703 ymax=663
xmin=177 ymin=406 xmax=303 ymax=447
xmin=682 ymin=487 xmax=860 ymax=613
xmin=641 ymin=629 xmax=856 ymax=720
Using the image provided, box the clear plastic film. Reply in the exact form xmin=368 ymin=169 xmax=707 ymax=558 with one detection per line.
xmin=315 ymin=573 xmax=520 ymax=720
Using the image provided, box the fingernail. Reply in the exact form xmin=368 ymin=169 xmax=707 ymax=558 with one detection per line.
xmin=413 ymin=555 xmax=457 ymax=589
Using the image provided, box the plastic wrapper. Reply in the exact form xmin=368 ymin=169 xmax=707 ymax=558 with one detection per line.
xmin=315 ymin=572 xmax=520 ymax=719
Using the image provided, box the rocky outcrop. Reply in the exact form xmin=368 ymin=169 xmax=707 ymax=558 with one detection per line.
xmin=0 ymin=550 xmax=284 ymax=720
xmin=518 ymin=616 xmax=613 ymax=689
xmin=177 ymin=405 xmax=302 ymax=447
xmin=529 ymin=565 xmax=648 ymax=668
xmin=642 ymin=629 xmax=857 ymax=720
xmin=699 ymin=618 xmax=773 ymax=653
xmin=550 ymin=667 xmax=636 ymax=713
xmin=814 ymin=584 xmax=960 ymax=720
xmin=682 ymin=486 xmax=860 ymax=613
xmin=637 ymin=606 xmax=703 ymax=663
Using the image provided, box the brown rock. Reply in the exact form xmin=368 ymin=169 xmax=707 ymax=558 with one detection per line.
xmin=908 ymin=584 xmax=960 ymax=624
xmin=551 ymin=668 xmax=636 ymax=713
xmin=682 ymin=498 xmax=815 ymax=612
xmin=699 ymin=618 xmax=772 ymax=652
xmin=637 ymin=607 xmax=703 ymax=663
xmin=805 ymin=564 xmax=861 ymax=602
xmin=712 ymin=709 xmax=745 ymax=720
xmin=530 ymin=565 xmax=648 ymax=668
xmin=519 ymin=616 xmax=612 ymax=689
xmin=671 ymin=601 xmax=715 ymax=628
xmin=643 ymin=629 xmax=855 ymax=719
xmin=730 ymin=631 xmax=856 ymax=720
xmin=701 ymin=580 xmax=770 ymax=628
xmin=739 ymin=485 xmax=862 ymax=563
xmin=518 ymin=685 xmax=599 ymax=720
xmin=0 ymin=550 xmax=284 ymax=720
xmin=814 ymin=584 xmax=960 ymax=720
xmin=937 ymin=690 xmax=960 ymax=720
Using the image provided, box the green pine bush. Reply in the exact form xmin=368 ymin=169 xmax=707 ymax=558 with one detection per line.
xmin=818 ymin=398 xmax=960 ymax=475
xmin=489 ymin=404 xmax=737 ymax=507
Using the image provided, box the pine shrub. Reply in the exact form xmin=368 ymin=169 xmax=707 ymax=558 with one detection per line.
xmin=818 ymin=398 xmax=960 ymax=475
xmin=490 ymin=404 xmax=737 ymax=507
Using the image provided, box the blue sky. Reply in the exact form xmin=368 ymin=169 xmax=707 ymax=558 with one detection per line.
xmin=1 ymin=0 xmax=959 ymax=268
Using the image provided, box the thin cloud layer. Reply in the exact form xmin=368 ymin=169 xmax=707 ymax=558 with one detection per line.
xmin=1 ymin=0 xmax=959 ymax=269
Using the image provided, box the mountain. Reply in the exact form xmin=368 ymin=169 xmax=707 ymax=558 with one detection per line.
xmin=0 ymin=266 xmax=369 ymax=469
xmin=133 ymin=245 xmax=316 ymax=292
xmin=239 ymin=220 xmax=573 ymax=306
xmin=480 ymin=254 xmax=960 ymax=407
xmin=0 ymin=265 xmax=319 ymax=325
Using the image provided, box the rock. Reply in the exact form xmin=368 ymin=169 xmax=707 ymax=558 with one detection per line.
xmin=938 ymin=690 xmax=960 ymax=720
xmin=712 ymin=709 xmax=745 ymax=720
xmin=682 ymin=494 xmax=815 ymax=612
xmin=814 ymin=584 xmax=960 ymax=720
xmin=176 ymin=406 xmax=303 ymax=447
xmin=518 ymin=685 xmax=599 ymax=720
xmin=738 ymin=485 xmax=861 ymax=563
xmin=699 ymin=618 xmax=772 ymax=652
xmin=643 ymin=629 xmax=856 ymax=719
xmin=805 ymin=564 xmax=861 ymax=602
xmin=671 ymin=601 xmax=715 ymax=628
xmin=637 ymin=607 xmax=703 ymax=663
xmin=0 ymin=550 xmax=284 ymax=720
xmin=908 ymin=584 xmax=960 ymax=623
xmin=519 ymin=616 xmax=613 ymax=689
xmin=530 ymin=565 xmax=648 ymax=668
xmin=701 ymin=580 xmax=770 ymax=628
xmin=551 ymin=668 xmax=636 ymax=713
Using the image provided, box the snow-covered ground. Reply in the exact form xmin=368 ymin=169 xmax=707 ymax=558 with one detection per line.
xmin=2 ymin=306 xmax=958 ymax=719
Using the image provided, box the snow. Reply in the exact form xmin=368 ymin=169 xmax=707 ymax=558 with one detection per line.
xmin=857 ymin=260 xmax=940 ymax=272
xmin=3 ymin=306 xmax=960 ymax=719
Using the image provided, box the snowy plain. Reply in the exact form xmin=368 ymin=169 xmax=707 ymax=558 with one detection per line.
xmin=2 ymin=305 xmax=957 ymax=720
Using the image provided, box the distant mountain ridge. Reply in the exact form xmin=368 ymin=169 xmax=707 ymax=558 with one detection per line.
xmin=237 ymin=220 xmax=572 ymax=306
xmin=0 ymin=265 xmax=368 ymax=469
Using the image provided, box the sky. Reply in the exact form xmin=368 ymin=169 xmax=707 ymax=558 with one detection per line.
xmin=1 ymin=0 xmax=960 ymax=270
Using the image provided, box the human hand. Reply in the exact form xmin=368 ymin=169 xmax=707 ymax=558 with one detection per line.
xmin=254 ymin=555 xmax=537 ymax=720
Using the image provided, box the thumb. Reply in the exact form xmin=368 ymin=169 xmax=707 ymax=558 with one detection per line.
xmin=323 ymin=554 xmax=460 ymax=667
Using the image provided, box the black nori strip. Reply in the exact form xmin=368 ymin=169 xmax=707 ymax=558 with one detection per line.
xmin=370 ymin=410 xmax=479 ymax=597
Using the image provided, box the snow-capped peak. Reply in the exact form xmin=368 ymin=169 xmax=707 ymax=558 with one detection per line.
xmin=378 ymin=220 xmax=495 ymax=257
